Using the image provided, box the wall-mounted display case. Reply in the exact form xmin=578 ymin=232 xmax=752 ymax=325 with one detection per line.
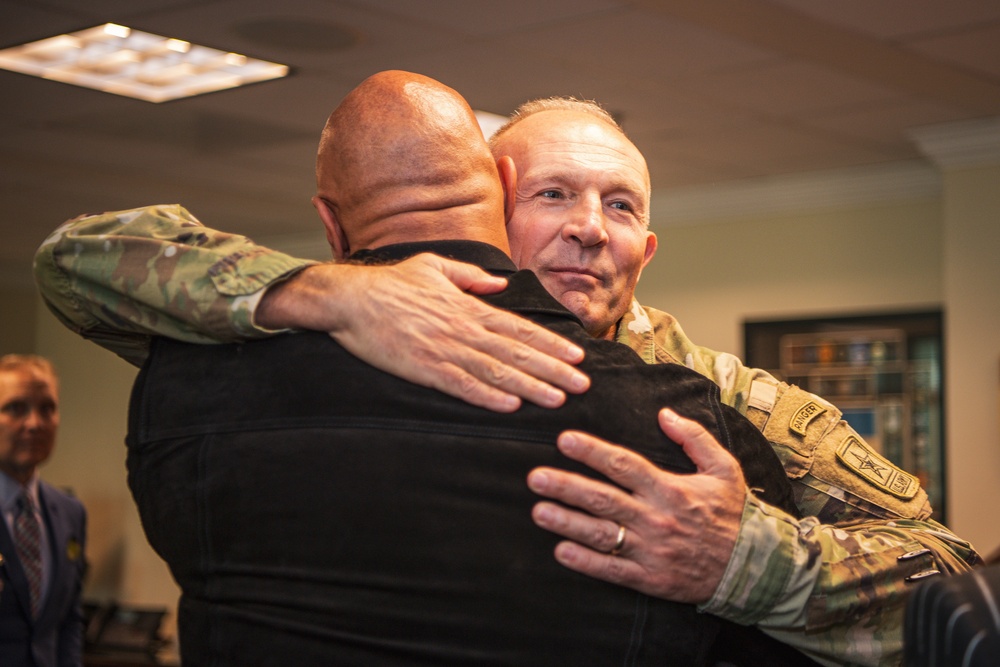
xmin=744 ymin=311 xmax=945 ymax=521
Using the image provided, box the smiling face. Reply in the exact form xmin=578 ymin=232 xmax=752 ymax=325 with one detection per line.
xmin=496 ymin=109 xmax=657 ymax=340
xmin=0 ymin=365 xmax=59 ymax=485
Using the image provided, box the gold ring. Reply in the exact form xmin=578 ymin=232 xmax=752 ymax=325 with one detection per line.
xmin=610 ymin=524 xmax=627 ymax=556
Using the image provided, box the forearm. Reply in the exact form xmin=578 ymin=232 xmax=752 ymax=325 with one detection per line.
xmin=33 ymin=204 xmax=315 ymax=365
xmin=255 ymin=261 xmax=369 ymax=333
xmin=703 ymin=495 xmax=978 ymax=666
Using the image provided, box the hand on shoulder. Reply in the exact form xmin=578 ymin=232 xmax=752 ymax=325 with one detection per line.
xmin=256 ymin=253 xmax=590 ymax=412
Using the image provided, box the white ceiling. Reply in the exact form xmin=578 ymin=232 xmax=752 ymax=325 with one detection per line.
xmin=3 ymin=0 xmax=1000 ymax=286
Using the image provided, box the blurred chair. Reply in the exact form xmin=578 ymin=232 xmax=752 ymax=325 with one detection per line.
xmin=904 ymin=564 xmax=1000 ymax=667
xmin=82 ymin=600 xmax=168 ymax=665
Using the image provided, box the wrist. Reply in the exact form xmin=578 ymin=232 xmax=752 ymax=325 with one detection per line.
xmin=256 ymin=263 xmax=352 ymax=332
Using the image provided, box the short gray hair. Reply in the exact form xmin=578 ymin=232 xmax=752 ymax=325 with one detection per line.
xmin=488 ymin=96 xmax=624 ymax=153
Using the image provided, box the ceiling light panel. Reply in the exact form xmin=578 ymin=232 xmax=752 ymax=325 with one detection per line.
xmin=0 ymin=23 xmax=290 ymax=103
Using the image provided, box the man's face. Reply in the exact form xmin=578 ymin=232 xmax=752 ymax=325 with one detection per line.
xmin=0 ymin=368 xmax=59 ymax=484
xmin=499 ymin=110 xmax=657 ymax=340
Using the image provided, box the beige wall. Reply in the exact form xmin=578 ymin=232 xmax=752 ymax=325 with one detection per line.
xmin=1 ymin=286 xmax=39 ymax=355
xmin=940 ymin=164 xmax=1000 ymax=558
xmin=637 ymin=198 xmax=943 ymax=355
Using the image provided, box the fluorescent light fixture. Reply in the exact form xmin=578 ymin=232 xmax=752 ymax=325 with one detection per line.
xmin=474 ymin=110 xmax=508 ymax=139
xmin=0 ymin=23 xmax=289 ymax=103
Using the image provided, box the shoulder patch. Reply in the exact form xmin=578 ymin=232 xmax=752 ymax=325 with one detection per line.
xmin=836 ymin=436 xmax=918 ymax=499
xmin=790 ymin=401 xmax=826 ymax=436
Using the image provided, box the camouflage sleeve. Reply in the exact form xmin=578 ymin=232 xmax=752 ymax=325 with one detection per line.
xmin=617 ymin=300 xmax=982 ymax=666
xmin=702 ymin=494 xmax=977 ymax=667
xmin=33 ymin=204 xmax=316 ymax=366
xmin=727 ymin=380 xmax=980 ymax=665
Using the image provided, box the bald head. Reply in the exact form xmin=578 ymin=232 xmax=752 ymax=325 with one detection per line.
xmin=314 ymin=71 xmax=509 ymax=256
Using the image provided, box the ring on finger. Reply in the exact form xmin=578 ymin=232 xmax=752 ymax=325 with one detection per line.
xmin=609 ymin=524 xmax=627 ymax=556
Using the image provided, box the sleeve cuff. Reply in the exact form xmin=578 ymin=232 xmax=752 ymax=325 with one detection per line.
xmin=698 ymin=491 xmax=803 ymax=625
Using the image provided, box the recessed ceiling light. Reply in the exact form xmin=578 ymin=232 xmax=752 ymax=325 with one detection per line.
xmin=0 ymin=23 xmax=290 ymax=103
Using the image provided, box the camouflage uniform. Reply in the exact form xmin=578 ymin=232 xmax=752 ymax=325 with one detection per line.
xmin=615 ymin=302 xmax=980 ymax=665
xmin=35 ymin=205 xmax=981 ymax=667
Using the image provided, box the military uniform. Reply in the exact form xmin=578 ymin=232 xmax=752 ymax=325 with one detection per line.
xmin=34 ymin=205 xmax=981 ymax=667
xmin=615 ymin=302 xmax=979 ymax=665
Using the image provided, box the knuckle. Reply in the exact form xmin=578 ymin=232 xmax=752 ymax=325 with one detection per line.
xmin=587 ymin=487 xmax=618 ymax=515
xmin=455 ymin=371 xmax=481 ymax=397
xmin=648 ymin=513 xmax=677 ymax=536
xmin=587 ymin=524 xmax=610 ymax=548
xmin=449 ymin=315 xmax=479 ymax=338
xmin=511 ymin=315 xmax=537 ymax=338
xmin=603 ymin=556 xmax=631 ymax=583
xmin=407 ymin=346 xmax=446 ymax=373
xmin=509 ymin=342 xmax=534 ymax=365
xmin=483 ymin=358 xmax=512 ymax=384
xmin=500 ymin=313 xmax=549 ymax=345
xmin=605 ymin=451 xmax=633 ymax=476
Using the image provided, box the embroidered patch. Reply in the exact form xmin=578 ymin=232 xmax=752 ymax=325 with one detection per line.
xmin=836 ymin=436 xmax=917 ymax=499
xmin=789 ymin=401 xmax=826 ymax=436
xmin=67 ymin=539 xmax=82 ymax=562
xmin=748 ymin=380 xmax=778 ymax=413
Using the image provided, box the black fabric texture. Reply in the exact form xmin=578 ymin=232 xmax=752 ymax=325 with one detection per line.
xmin=126 ymin=240 xmax=802 ymax=666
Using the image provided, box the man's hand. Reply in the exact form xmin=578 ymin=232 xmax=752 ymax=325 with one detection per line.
xmin=256 ymin=253 xmax=589 ymax=412
xmin=526 ymin=408 xmax=746 ymax=604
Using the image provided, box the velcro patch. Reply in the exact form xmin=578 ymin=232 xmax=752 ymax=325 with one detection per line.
xmin=748 ymin=380 xmax=778 ymax=413
xmin=789 ymin=401 xmax=826 ymax=436
xmin=836 ymin=436 xmax=917 ymax=499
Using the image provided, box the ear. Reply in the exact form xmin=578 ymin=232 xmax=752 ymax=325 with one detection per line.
xmin=495 ymin=156 xmax=517 ymax=225
xmin=312 ymin=195 xmax=349 ymax=261
xmin=638 ymin=231 xmax=658 ymax=277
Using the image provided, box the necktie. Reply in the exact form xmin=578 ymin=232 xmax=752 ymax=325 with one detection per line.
xmin=14 ymin=492 xmax=43 ymax=618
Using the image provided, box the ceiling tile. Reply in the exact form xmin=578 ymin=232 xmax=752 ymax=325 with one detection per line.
xmin=908 ymin=22 xmax=1000 ymax=81
xmin=679 ymin=60 xmax=901 ymax=118
xmin=766 ymin=0 xmax=1000 ymax=39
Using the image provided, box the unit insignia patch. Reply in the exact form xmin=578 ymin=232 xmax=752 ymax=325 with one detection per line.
xmin=836 ymin=436 xmax=918 ymax=499
xmin=789 ymin=401 xmax=826 ymax=436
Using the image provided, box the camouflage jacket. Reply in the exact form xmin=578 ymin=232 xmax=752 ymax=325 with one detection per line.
xmin=615 ymin=302 xmax=980 ymax=665
xmin=35 ymin=205 xmax=981 ymax=667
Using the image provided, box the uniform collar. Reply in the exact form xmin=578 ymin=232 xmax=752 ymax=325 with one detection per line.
xmin=614 ymin=298 xmax=657 ymax=364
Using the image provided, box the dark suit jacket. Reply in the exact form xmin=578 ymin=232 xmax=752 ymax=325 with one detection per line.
xmin=0 ymin=480 xmax=87 ymax=667
xmin=127 ymin=240 xmax=796 ymax=666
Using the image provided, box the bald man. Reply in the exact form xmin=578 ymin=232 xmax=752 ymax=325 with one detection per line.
xmin=121 ymin=71 xmax=798 ymax=665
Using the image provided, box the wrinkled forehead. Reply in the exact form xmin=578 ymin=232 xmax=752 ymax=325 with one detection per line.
xmin=505 ymin=110 xmax=650 ymax=192
xmin=0 ymin=368 xmax=59 ymax=401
